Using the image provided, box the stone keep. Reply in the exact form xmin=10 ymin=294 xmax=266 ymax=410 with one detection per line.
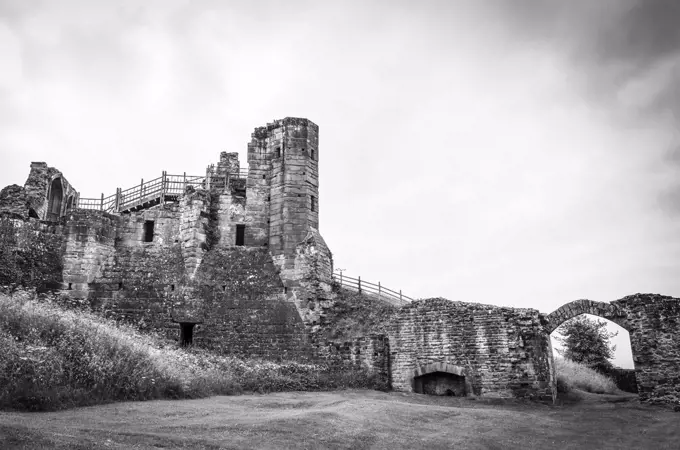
xmin=0 ymin=118 xmax=333 ymax=361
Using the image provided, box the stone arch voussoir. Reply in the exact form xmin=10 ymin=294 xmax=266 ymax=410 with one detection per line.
xmin=545 ymin=299 xmax=630 ymax=333
xmin=411 ymin=362 xmax=467 ymax=378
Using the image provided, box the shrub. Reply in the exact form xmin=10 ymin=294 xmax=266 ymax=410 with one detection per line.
xmin=555 ymin=357 xmax=619 ymax=395
xmin=0 ymin=291 xmax=385 ymax=411
xmin=554 ymin=315 xmax=617 ymax=373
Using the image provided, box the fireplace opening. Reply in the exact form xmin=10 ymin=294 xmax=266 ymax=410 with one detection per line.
xmin=414 ymin=371 xmax=467 ymax=397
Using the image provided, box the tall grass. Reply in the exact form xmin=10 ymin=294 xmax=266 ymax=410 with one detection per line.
xmin=0 ymin=291 xmax=384 ymax=411
xmin=555 ymin=357 xmax=620 ymax=395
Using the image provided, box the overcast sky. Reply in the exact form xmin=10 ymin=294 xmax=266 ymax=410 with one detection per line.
xmin=1 ymin=0 xmax=679 ymax=368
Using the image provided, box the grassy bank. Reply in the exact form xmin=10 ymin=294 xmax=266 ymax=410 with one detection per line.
xmin=555 ymin=357 xmax=620 ymax=394
xmin=0 ymin=291 xmax=384 ymax=411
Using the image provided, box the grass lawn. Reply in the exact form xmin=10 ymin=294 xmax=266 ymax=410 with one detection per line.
xmin=0 ymin=389 xmax=678 ymax=449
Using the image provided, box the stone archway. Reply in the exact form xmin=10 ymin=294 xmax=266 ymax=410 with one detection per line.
xmin=545 ymin=299 xmax=630 ymax=334
xmin=410 ymin=362 xmax=473 ymax=397
xmin=546 ymin=299 xmax=637 ymax=395
xmin=46 ymin=177 xmax=64 ymax=221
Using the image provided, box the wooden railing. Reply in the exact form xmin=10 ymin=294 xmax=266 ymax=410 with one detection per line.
xmin=76 ymin=167 xmax=248 ymax=213
xmin=332 ymin=272 xmax=413 ymax=306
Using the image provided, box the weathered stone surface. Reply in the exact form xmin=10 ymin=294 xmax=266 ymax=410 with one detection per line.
xmin=0 ymin=185 xmax=27 ymax=218
xmin=0 ymin=163 xmax=79 ymax=221
xmin=387 ymin=298 xmax=556 ymax=400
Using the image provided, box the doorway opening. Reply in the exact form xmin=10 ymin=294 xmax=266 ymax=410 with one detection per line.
xmin=179 ymin=323 xmax=196 ymax=346
xmin=550 ymin=313 xmax=636 ymax=394
xmin=235 ymin=224 xmax=245 ymax=246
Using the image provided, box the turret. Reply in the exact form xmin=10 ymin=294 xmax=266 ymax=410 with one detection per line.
xmin=245 ymin=117 xmax=319 ymax=257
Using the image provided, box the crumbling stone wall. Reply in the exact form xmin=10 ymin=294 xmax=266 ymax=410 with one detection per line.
xmin=62 ymin=210 xmax=117 ymax=292
xmin=189 ymin=247 xmax=312 ymax=359
xmin=0 ymin=185 xmax=27 ymax=219
xmin=244 ymin=131 xmax=272 ymax=247
xmin=278 ymin=228 xmax=334 ymax=327
xmin=214 ymin=188 xmax=246 ymax=248
xmin=316 ymin=334 xmax=390 ymax=386
xmin=388 ymin=298 xmax=555 ymax=399
xmin=177 ymin=189 xmax=209 ymax=277
xmin=0 ymin=162 xmax=79 ymax=221
xmin=617 ymin=295 xmax=680 ymax=404
xmin=57 ymin=197 xmax=313 ymax=359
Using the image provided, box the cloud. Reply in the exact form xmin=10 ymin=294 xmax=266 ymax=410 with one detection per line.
xmin=492 ymin=0 xmax=680 ymax=124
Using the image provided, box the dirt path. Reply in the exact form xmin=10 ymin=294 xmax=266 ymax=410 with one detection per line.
xmin=0 ymin=390 xmax=677 ymax=449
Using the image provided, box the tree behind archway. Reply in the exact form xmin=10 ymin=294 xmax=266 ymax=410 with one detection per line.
xmin=554 ymin=315 xmax=618 ymax=373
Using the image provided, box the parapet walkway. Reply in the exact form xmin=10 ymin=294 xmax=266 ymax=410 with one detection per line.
xmin=77 ymin=167 xmax=247 ymax=213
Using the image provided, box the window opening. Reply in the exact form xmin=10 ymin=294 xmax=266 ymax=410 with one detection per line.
xmin=311 ymin=195 xmax=317 ymax=212
xmin=171 ymin=284 xmax=175 ymax=291
xmin=143 ymin=220 xmax=155 ymax=242
xmin=65 ymin=196 xmax=74 ymax=213
xmin=275 ymin=147 xmax=281 ymax=158
xmin=235 ymin=224 xmax=245 ymax=246
xmin=118 ymin=282 xmax=123 ymax=290
xmin=310 ymin=149 xmax=315 ymax=161
xmin=180 ymin=323 xmax=195 ymax=346
xmin=67 ymin=283 xmax=72 ymax=290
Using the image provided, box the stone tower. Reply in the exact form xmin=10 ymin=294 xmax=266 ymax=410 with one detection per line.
xmin=244 ymin=117 xmax=331 ymax=324
xmin=245 ymin=117 xmax=319 ymax=256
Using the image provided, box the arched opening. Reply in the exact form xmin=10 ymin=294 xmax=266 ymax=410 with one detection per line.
xmin=46 ymin=178 xmax=63 ymax=221
xmin=414 ymin=371 xmax=467 ymax=396
xmin=550 ymin=312 xmax=637 ymax=394
xmin=410 ymin=363 xmax=472 ymax=396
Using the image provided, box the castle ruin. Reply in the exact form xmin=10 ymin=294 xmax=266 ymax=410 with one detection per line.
xmin=1 ymin=117 xmax=678 ymax=405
